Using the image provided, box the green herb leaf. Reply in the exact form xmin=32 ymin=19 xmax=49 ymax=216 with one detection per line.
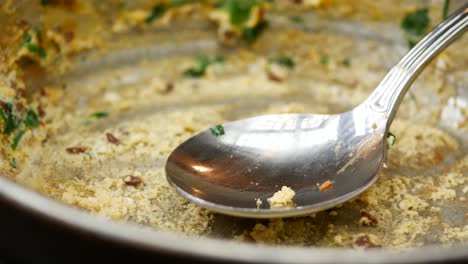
xmin=320 ymin=56 xmax=329 ymax=65
xmin=89 ymin=112 xmax=109 ymax=119
xmin=210 ymin=124 xmax=225 ymax=137
xmin=21 ymin=28 xmax=46 ymax=58
xmin=194 ymin=55 xmax=212 ymax=69
xmin=219 ymin=0 xmax=261 ymax=26
xmin=288 ymin=15 xmax=303 ymax=24
xmin=183 ymin=68 xmax=205 ymax=78
xmin=41 ymin=0 xmax=49 ymax=5
xmin=145 ymin=3 xmax=166 ymax=24
xmin=25 ymin=44 xmax=47 ymax=59
xmin=401 ymin=8 xmax=430 ymax=36
xmin=442 ymin=0 xmax=450 ymax=20
xmin=271 ymin=56 xmax=295 ymax=69
xmin=0 ymin=102 xmax=19 ymax=135
xmin=11 ymin=130 xmax=25 ymax=150
xmin=24 ymin=109 xmax=40 ymax=128
xmin=386 ymin=132 xmax=396 ymax=150
xmin=22 ymin=34 xmax=32 ymax=46
xmin=183 ymin=56 xmax=225 ymax=78
xmin=10 ymin=157 xmax=19 ymax=169
xmin=343 ymin=58 xmax=351 ymax=67
xmin=242 ymin=20 xmax=268 ymax=44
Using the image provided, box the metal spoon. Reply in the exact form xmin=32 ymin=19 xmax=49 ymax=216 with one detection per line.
xmin=166 ymin=5 xmax=468 ymax=218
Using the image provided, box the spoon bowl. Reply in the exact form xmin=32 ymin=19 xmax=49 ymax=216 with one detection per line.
xmin=166 ymin=105 xmax=387 ymax=218
xmin=166 ymin=4 xmax=467 ymax=218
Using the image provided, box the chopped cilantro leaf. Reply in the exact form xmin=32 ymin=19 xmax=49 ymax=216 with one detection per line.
xmin=11 ymin=130 xmax=25 ymax=150
xmin=194 ymin=55 xmax=212 ymax=69
xmin=145 ymin=3 xmax=166 ymax=23
xmin=41 ymin=0 xmax=49 ymax=5
xmin=343 ymin=58 xmax=351 ymax=67
xmin=22 ymin=34 xmax=32 ymax=46
xmin=24 ymin=109 xmax=40 ymax=128
xmin=320 ymin=56 xmax=329 ymax=65
xmin=21 ymin=29 xmax=47 ymax=59
xmin=0 ymin=102 xmax=19 ymax=135
xmin=89 ymin=112 xmax=109 ymax=119
xmin=442 ymin=0 xmax=450 ymax=19
xmin=288 ymin=15 xmax=303 ymax=24
xmin=25 ymin=44 xmax=47 ymax=59
xmin=401 ymin=8 xmax=430 ymax=36
xmin=242 ymin=20 xmax=268 ymax=44
xmin=271 ymin=56 xmax=295 ymax=68
xmin=10 ymin=157 xmax=19 ymax=169
xmin=220 ymin=0 xmax=261 ymax=26
xmin=183 ymin=56 xmax=225 ymax=78
xmin=386 ymin=132 xmax=396 ymax=150
xmin=210 ymin=125 xmax=225 ymax=136
xmin=183 ymin=68 xmax=205 ymax=78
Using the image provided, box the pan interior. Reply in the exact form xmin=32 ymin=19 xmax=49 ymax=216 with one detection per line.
xmin=0 ymin=0 xmax=467 ymax=253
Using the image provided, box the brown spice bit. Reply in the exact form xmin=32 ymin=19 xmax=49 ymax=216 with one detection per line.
xmin=37 ymin=105 xmax=46 ymax=117
xmin=242 ymin=233 xmax=256 ymax=243
xmin=164 ymin=82 xmax=174 ymax=94
xmin=63 ymin=31 xmax=74 ymax=42
xmin=434 ymin=151 xmax=444 ymax=164
xmin=124 ymin=175 xmax=142 ymax=187
xmin=267 ymin=72 xmax=283 ymax=82
xmin=66 ymin=146 xmax=86 ymax=154
xmin=15 ymin=88 xmax=27 ymax=98
xmin=16 ymin=19 xmax=29 ymax=28
xmin=0 ymin=102 xmax=9 ymax=114
xmin=223 ymin=30 xmax=237 ymax=43
xmin=39 ymin=88 xmax=47 ymax=97
xmin=15 ymin=102 xmax=24 ymax=112
xmin=354 ymin=235 xmax=382 ymax=249
xmin=106 ymin=133 xmax=120 ymax=145
xmin=319 ymin=180 xmax=334 ymax=191
xmin=360 ymin=210 xmax=378 ymax=226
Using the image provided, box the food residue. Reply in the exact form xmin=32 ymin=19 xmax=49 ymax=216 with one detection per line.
xmin=255 ymin=198 xmax=263 ymax=209
xmin=123 ymin=175 xmax=142 ymax=187
xmin=106 ymin=133 xmax=120 ymax=145
xmin=66 ymin=146 xmax=87 ymax=154
xmin=267 ymin=186 xmax=296 ymax=208
xmin=319 ymin=180 xmax=335 ymax=191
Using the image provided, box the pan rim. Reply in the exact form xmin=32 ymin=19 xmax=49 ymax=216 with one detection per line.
xmin=0 ymin=175 xmax=466 ymax=264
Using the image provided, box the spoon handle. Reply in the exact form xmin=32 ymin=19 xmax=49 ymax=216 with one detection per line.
xmin=365 ymin=3 xmax=467 ymax=124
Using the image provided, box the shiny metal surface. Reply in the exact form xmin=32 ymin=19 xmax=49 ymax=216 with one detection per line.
xmin=166 ymin=5 xmax=468 ymax=218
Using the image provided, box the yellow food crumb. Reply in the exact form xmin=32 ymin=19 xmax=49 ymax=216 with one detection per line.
xmin=267 ymin=186 xmax=296 ymax=208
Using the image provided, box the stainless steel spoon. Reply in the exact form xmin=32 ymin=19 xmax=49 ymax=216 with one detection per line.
xmin=166 ymin=5 xmax=468 ymax=218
